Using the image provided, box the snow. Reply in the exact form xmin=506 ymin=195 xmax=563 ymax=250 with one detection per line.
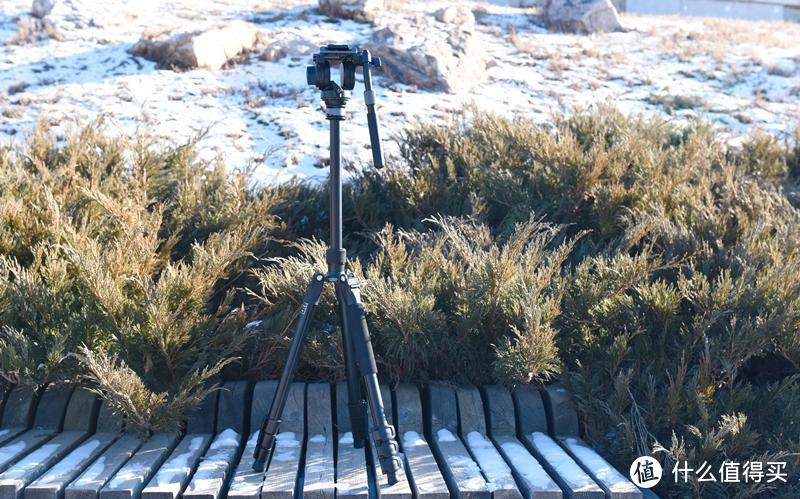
xmin=402 ymin=431 xmax=425 ymax=448
xmin=446 ymin=453 xmax=487 ymax=490
xmin=436 ymin=429 xmax=457 ymax=443
xmin=209 ymin=428 xmax=239 ymax=449
xmin=464 ymin=432 xmax=513 ymax=491
xmin=308 ymin=434 xmax=326 ymax=443
xmin=499 ymin=440 xmax=556 ymax=490
xmin=338 ymin=431 xmax=354 ymax=445
xmin=0 ymin=1 xmax=796 ymax=184
xmin=273 ymin=431 xmax=300 ymax=462
xmin=77 ymin=456 xmax=106 ymax=484
xmin=531 ymin=432 xmax=596 ymax=490
xmin=0 ymin=440 xmax=27 ymax=464
xmin=108 ymin=461 xmax=145 ymax=488
xmin=189 ymin=429 xmax=240 ymax=491
xmin=36 ymin=438 xmax=103 ymax=483
xmin=562 ymin=437 xmax=639 ymax=492
xmin=0 ymin=442 xmax=60 ymax=479
xmin=153 ymin=436 xmax=207 ymax=487
xmin=0 ymin=430 xmax=9 ymax=440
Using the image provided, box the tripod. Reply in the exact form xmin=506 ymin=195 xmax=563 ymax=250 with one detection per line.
xmin=253 ymin=45 xmax=402 ymax=485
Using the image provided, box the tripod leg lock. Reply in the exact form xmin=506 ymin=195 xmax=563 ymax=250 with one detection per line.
xmin=372 ymin=423 xmax=402 ymax=485
xmin=253 ymin=418 xmax=282 ymax=471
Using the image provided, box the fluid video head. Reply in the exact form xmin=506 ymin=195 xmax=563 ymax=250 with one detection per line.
xmin=306 ymin=44 xmax=382 ymax=91
xmin=305 ymin=44 xmax=385 ymax=169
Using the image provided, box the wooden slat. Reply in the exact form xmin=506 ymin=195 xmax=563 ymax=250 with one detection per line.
xmin=426 ymin=384 xmax=489 ymax=499
xmin=334 ymin=383 xmax=369 ymax=499
xmin=540 ymin=387 xmax=579 ymax=438
xmin=303 ymin=384 xmax=334 ymax=499
xmin=140 ymin=434 xmax=212 ymax=499
xmin=62 ymin=389 xmax=100 ymax=433
xmin=24 ymin=433 xmax=118 ymax=499
xmin=521 ymin=433 xmax=603 ymax=499
xmin=373 ymin=385 xmax=412 ymax=499
xmin=99 ymin=433 xmax=178 ymax=499
xmin=184 ymin=381 xmax=248 ymax=499
xmin=483 ymin=386 xmax=561 ymax=499
xmin=227 ymin=381 xmax=276 ymax=499
xmin=1 ymin=387 xmax=38 ymax=431
xmin=394 ymin=385 xmax=447 ymax=499
xmin=0 ymin=431 xmax=56 ymax=474
xmin=0 ymin=383 xmax=10 ymax=427
xmin=559 ymin=437 xmax=641 ymax=499
xmin=32 ymin=386 xmax=74 ymax=432
xmin=65 ymin=434 xmax=142 ymax=499
xmin=0 ymin=431 xmax=87 ymax=499
xmin=261 ymin=383 xmax=304 ymax=499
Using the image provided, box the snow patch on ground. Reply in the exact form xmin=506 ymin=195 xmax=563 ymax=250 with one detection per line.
xmin=190 ymin=429 xmax=239 ymax=491
xmin=0 ymin=1 xmax=796 ymax=184
xmin=308 ymin=433 xmax=326 ymax=443
xmin=273 ymin=431 xmax=300 ymax=462
xmin=154 ymin=435 xmax=207 ymax=487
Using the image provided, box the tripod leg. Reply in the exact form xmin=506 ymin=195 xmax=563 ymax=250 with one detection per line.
xmin=252 ymin=273 xmax=325 ymax=472
xmin=337 ymin=286 xmax=368 ymax=448
xmin=336 ymin=274 xmax=402 ymax=485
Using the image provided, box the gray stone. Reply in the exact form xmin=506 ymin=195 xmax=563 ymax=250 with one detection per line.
xmin=434 ymin=5 xmax=475 ymax=28
xmin=543 ymin=0 xmax=622 ymax=34
xmin=31 ymin=0 xmax=54 ymax=19
xmin=129 ymin=22 xmax=262 ymax=70
xmin=371 ymin=24 xmax=486 ymax=93
xmin=318 ymin=0 xmax=384 ymax=21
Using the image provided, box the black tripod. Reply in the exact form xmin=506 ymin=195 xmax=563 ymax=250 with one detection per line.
xmin=253 ymin=45 xmax=402 ymax=485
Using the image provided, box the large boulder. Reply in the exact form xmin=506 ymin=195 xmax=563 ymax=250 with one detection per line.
xmin=370 ymin=21 xmax=485 ymax=93
xmin=434 ymin=5 xmax=475 ymax=29
xmin=129 ymin=21 xmax=262 ymax=70
xmin=31 ymin=0 xmax=54 ymax=19
xmin=543 ymin=0 xmax=622 ymax=34
xmin=318 ymin=0 xmax=384 ymax=21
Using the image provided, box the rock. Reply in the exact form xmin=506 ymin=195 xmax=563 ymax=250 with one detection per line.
xmin=543 ymin=0 xmax=622 ymax=34
xmin=129 ymin=21 xmax=262 ymax=70
xmin=31 ymin=0 xmax=54 ymax=19
xmin=371 ymin=23 xmax=485 ymax=93
xmin=434 ymin=5 xmax=475 ymax=29
xmin=318 ymin=0 xmax=384 ymax=21
xmin=258 ymin=35 xmax=318 ymax=62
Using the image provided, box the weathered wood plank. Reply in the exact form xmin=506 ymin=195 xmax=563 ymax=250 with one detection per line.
xmin=24 ymin=433 xmax=118 ymax=499
xmin=99 ymin=432 xmax=179 ymax=499
xmin=185 ymin=387 xmax=220 ymax=435
xmin=335 ymin=383 xmax=369 ymax=499
xmin=0 ymin=383 xmax=10 ymax=427
xmin=0 ymin=431 xmax=56 ymax=474
xmin=456 ymin=386 xmax=520 ymax=499
xmin=261 ymin=383 xmax=304 ymax=499
xmin=303 ymin=383 xmax=334 ymax=499
xmin=559 ymin=437 xmax=641 ymax=499
xmin=1 ymin=386 xmax=38 ymax=432
xmin=183 ymin=380 xmax=248 ymax=499
xmin=511 ymin=387 xmax=548 ymax=436
xmin=483 ymin=386 xmax=561 ymax=499
xmin=226 ymin=381 xmax=276 ymax=499
xmin=140 ymin=434 xmax=212 ymax=499
xmin=539 ymin=387 xmax=578 ymax=438
xmin=62 ymin=389 xmax=100 ymax=433
xmin=65 ymin=434 xmax=142 ymax=499
xmin=0 ymin=431 xmax=87 ymax=499
xmin=426 ymin=384 xmax=489 ymax=499
xmin=521 ymin=433 xmax=603 ymax=499
xmin=94 ymin=403 xmax=124 ymax=435
xmin=32 ymin=386 xmax=75 ymax=432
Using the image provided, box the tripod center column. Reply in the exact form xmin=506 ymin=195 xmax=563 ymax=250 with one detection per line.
xmin=324 ymin=95 xmax=348 ymax=276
